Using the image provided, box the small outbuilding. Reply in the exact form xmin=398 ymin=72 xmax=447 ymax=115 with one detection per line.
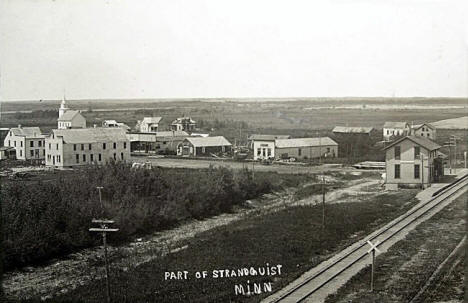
xmin=177 ymin=136 xmax=232 ymax=157
xmin=0 ymin=146 xmax=16 ymax=160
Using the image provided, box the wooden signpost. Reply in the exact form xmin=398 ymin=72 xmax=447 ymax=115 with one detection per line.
xmin=90 ymin=219 xmax=119 ymax=303
xmin=367 ymin=240 xmax=381 ymax=292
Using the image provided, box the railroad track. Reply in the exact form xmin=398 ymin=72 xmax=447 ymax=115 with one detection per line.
xmin=265 ymin=174 xmax=468 ymax=303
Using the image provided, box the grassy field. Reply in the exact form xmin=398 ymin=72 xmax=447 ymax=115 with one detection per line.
xmin=325 ymin=194 xmax=466 ymax=303
xmin=19 ymin=189 xmax=419 ymax=303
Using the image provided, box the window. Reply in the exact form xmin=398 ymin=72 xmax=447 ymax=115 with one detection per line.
xmin=74 ymin=144 xmax=77 ymax=151
xmin=113 ymin=142 xmax=117 ymax=149
xmin=257 ymin=148 xmax=261 ymax=156
xmin=56 ymin=144 xmax=58 ymax=150
xmin=91 ymin=154 xmax=94 ymax=162
xmin=30 ymin=150 xmax=34 ymax=157
xmin=387 ymin=130 xmax=390 ymax=135
xmin=394 ymin=146 xmax=401 ymax=160
xmin=414 ymin=146 xmax=420 ymax=159
xmin=98 ymin=154 xmax=102 ymax=161
xmin=327 ymin=147 xmax=330 ymax=152
xmin=20 ymin=141 xmax=23 ymax=147
xmin=113 ymin=153 xmax=117 ymax=160
xmin=30 ymin=141 xmax=34 ymax=147
xmin=103 ymin=143 xmax=106 ymax=150
xmin=57 ymin=155 xmax=61 ymax=163
xmin=81 ymin=144 xmax=84 ymax=151
xmin=49 ymin=143 xmax=51 ymax=149
xmin=38 ymin=141 xmax=42 ymax=147
xmin=43 ymin=150 xmax=45 ymax=156
xmin=83 ymin=154 xmax=86 ymax=162
xmin=121 ymin=152 xmax=124 ymax=160
xmin=298 ymin=148 xmax=302 ymax=156
xmin=414 ymin=164 xmax=420 ymax=179
xmin=267 ymin=148 xmax=271 ymax=157
xmin=76 ymin=154 xmax=79 ymax=163
xmin=124 ymin=142 xmax=127 ymax=149
xmin=89 ymin=144 xmax=92 ymax=150
xmin=14 ymin=141 xmax=16 ymax=147
xmin=20 ymin=150 xmax=22 ymax=157
xmin=8 ymin=140 xmax=10 ymax=146
xmin=394 ymin=164 xmax=400 ymax=179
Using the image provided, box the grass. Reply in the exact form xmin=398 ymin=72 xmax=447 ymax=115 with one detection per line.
xmin=20 ymin=190 xmax=419 ymax=303
xmin=325 ymin=194 xmax=466 ymax=303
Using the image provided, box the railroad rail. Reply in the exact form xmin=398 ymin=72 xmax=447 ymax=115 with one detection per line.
xmin=266 ymin=174 xmax=468 ymax=303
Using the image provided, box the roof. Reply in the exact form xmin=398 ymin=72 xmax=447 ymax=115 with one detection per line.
xmin=171 ymin=117 xmax=196 ymax=124
xmin=52 ymin=128 xmax=128 ymax=144
xmin=9 ymin=127 xmax=44 ymax=138
xmin=412 ymin=123 xmax=435 ymax=130
xmin=383 ymin=122 xmax=409 ymax=129
xmin=383 ymin=136 xmax=441 ymax=151
xmin=103 ymin=120 xmax=118 ymax=124
xmin=155 ymin=131 xmax=189 ymax=137
xmin=332 ymin=126 xmax=374 ymax=134
xmin=58 ymin=110 xmax=82 ymax=121
xmin=142 ymin=117 xmax=162 ymax=124
xmin=185 ymin=136 xmax=231 ymax=147
xmin=275 ymin=137 xmax=338 ymax=148
xmin=248 ymin=134 xmax=291 ymax=141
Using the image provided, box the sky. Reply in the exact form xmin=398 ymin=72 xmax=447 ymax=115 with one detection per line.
xmin=0 ymin=0 xmax=467 ymax=101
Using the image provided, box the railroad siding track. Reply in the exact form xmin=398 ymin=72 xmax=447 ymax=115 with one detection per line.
xmin=263 ymin=174 xmax=468 ymax=303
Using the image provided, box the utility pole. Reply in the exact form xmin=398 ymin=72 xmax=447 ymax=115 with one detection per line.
xmin=90 ymin=219 xmax=118 ymax=303
xmin=96 ymin=186 xmax=104 ymax=212
xmin=321 ymin=176 xmax=326 ymax=229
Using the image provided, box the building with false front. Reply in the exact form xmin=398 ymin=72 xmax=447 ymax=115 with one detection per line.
xmin=248 ymin=134 xmax=291 ymax=160
xmin=127 ymin=130 xmax=189 ymax=154
xmin=45 ymin=128 xmax=130 ymax=167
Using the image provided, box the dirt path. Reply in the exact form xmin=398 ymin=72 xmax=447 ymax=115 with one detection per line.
xmin=3 ymin=176 xmax=381 ymax=301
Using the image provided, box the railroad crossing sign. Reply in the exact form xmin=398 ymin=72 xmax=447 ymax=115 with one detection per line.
xmin=367 ymin=240 xmax=381 ymax=254
xmin=367 ymin=240 xmax=380 ymax=292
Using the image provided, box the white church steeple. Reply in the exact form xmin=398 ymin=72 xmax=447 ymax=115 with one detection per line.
xmin=59 ymin=93 xmax=69 ymax=118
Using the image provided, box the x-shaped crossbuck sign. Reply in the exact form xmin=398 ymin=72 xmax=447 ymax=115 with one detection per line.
xmin=367 ymin=240 xmax=381 ymax=254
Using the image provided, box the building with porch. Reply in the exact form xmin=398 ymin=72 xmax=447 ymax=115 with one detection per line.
xmin=137 ymin=117 xmax=162 ymax=133
xmin=3 ymin=126 xmax=45 ymax=160
xmin=127 ymin=130 xmax=189 ymax=154
xmin=170 ymin=117 xmax=196 ymax=132
xmin=384 ymin=136 xmax=443 ymax=190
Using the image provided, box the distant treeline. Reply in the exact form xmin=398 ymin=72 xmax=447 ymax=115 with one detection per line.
xmin=1 ymin=163 xmax=312 ymax=269
xmin=13 ymin=109 xmax=58 ymax=120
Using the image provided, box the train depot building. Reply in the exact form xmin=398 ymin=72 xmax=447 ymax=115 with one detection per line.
xmin=384 ymin=136 xmax=444 ymax=190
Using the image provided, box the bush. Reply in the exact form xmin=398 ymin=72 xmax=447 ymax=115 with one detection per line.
xmin=2 ymin=163 xmax=305 ymax=269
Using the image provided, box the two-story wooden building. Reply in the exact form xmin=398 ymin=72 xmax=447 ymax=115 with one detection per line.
xmin=45 ymin=128 xmax=130 ymax=167
xmin=3 ymin=126 xmax=45 ymax=160
xmin=384 ymin=136 xmax=443 ymax=190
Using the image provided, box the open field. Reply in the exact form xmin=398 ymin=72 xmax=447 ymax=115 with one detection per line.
xmin=15 ymin=188 xmax=419 ymax=303
xmin=1 ymin=98 xmax=467 ymax=136
xmin=325 ymin=194 xmax=466 ymax=303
